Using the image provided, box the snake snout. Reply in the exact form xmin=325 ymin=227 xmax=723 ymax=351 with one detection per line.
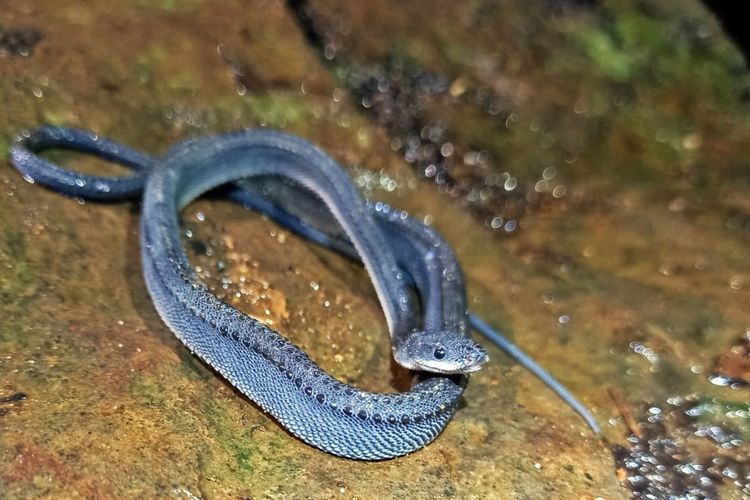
xmin=461 ymin=343 xmax=489 ymax=373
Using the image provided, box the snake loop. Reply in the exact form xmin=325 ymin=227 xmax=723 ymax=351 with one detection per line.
xmin=9 ymin=126 xmax=598 ymax=460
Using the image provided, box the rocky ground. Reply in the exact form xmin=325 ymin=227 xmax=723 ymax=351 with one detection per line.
xmin=1 ymin=0 xmax=749 ymax=498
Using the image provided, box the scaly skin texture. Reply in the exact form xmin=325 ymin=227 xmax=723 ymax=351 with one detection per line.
xmin=229 ymin=178 xmax=485 ymax=372
xmin=228 ymin=176 xmax=601 ymax=431
xmin=10 ymin=124 xmax=602 ymax=458
xmin=10 ymin=126 xmax=470 ymax=460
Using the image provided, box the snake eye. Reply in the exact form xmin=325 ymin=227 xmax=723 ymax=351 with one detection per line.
xmin=433 ymin=347 xmax=446 ymax=360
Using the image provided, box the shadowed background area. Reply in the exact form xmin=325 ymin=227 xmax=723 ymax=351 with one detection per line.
xmin=1 ymin=0 xmax=749 ymax=498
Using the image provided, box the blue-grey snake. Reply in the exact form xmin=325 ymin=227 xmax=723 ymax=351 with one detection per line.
xmin=9 ymin=125 xmax=599 ymax=460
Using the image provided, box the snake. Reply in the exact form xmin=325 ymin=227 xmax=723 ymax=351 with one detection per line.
xmin=227 ymin=177 xmax=600 ymax=432
xmin=9 ymin=125 xmax=599 ymax=460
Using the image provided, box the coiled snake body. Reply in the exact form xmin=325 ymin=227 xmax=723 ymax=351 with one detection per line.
xmin=9 ymin=126 xmax=598 ymax=461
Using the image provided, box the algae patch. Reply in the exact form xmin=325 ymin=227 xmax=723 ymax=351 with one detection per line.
xmin=0 ymin=230 xmax=36 ymax=306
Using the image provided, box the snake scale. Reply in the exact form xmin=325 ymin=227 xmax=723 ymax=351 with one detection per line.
xmin=9 ymin=125 xmax=598 ymax=461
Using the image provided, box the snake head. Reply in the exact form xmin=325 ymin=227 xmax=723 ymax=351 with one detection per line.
xmin=394 ymin=330 xmax=489 ymax=374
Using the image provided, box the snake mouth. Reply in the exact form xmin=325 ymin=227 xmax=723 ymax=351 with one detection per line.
xmin=461 ymin=351 xmax=490 ymax=373
xmin=463 ymin=353 xmax=490 ymax=373
xmin=413 ymin=351 xmax=490 ymax=375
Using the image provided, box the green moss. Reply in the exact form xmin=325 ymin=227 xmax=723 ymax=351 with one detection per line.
xmin=572 ymin=5 xmax=747 ymax=99
xmin=0 ymin=136 xmax=10 ymax=156
xmin=0 ymin=230 xmax=36 ymax=305
xmin=576 ymin=29 xmax=638 ymax=82
xmin=40 ymin=106 xmax=78 ymax=126
xmin=134 ymin=45 xmax=168 ymax=86
xmin=693 ymin=399 xmax=750 ymax=439
xmin=0 ymin=322 xmax=17 ymax=343
xmin=202 ymin=398 xmax=257 ymax=478
xmin=128 ymin=376 xmax=203 ymax=436
xmin=166 ymin=72 xmax=201 ymax=94
xmin=130 ymin=378 xmax=168 ymax=407
xmin=684 ymin=314 xmax=723 ymax=345
xmin=245 ymin=94 xmax=314 ymax=129
xmin=3 ymin=230 xmax=26 ymax=261
xmin=200 ymin=395 xmax=300 ymax=489
xmin=130 ymin=0 xmax=201 ymax=12
xmin=62 ymin=5 xmax=93 ymax=25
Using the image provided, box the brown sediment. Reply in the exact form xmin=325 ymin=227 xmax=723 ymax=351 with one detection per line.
xmin=712 ymin=330 xmax=750 ymax=385
xmin=608 ymin=388 xmax=642 ymax=439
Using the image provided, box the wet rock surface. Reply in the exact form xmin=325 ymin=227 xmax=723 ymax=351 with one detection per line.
xmin=0 ymin=25 xmax=42 ymax=57
xmin=1 ymin=0 xmax=749 ymax=498
xmin=612 ymin=395 xmax=750 ymax=498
